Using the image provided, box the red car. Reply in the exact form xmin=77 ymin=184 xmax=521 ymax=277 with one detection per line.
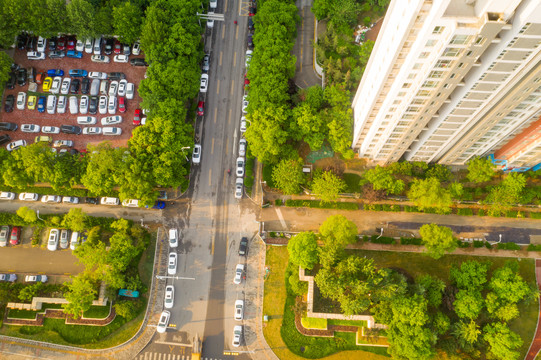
xmin=119 ymin=97 xmax=126 ymax=113
xmin=114 ymin=39 xmax=122 ymax=54
xmin=57 ymin=36 xmax=66 ymax=51
xmin=244 ymin=75 xmax=250 ymax=91
xmin=10 ymin=226 xmax=20 ymax=245
xmin=197 ymin=101 xmax=205 ymax=116
xmin=133 ymin=109 xmax=141 ymax=125
xmin=66 ymin=36 xmax=76 ymax=50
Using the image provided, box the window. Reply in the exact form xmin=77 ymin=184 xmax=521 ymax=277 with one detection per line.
xmin=419 ymin=52 xmax=430 ymax=59
xmin=422 ymin=80 xmax=438 ymax=88
xmin=450 ymin=35 xmax=472 ymax=45
xmin=450 ymin=73 xmax=456 ymax=79
xmin=435 ymin=60 xmax=452 ymax=68
xmin=433 ymin=26 xmax=444 ymax=34
xmin=429 ymin=71 xmax=444 ymax=78
xmin=398 ymin=92 xmax=406 ymax=97
xmin=406 ymin=106 xmax=420 ymax=113
xmin=458 ymin=62 xmax=465 ymax=68
xmin=411 ymin=98 xmax=427 ymax=105
xmin=416 ymin=90 xmax=432 ymax=97
xmin=408 ymin=73 xmax=417 ymax=79
xmin=474 ymin=36 xmax=486 ymax=46
xmin=402 ymin=83 xmax=411 ymax=88
xmin=442 ymin=48 xmax=462 ymax=57
xmin=466 ymin=50 xmax=473 ymax=56
xmin=426 ymin=40 xmax=437 ymax=47
xmin=413 ymin=63 xmax=422 ymax=69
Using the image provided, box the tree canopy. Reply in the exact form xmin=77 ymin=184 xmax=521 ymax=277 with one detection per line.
xmin=408 ymin=177 xmax=453 ymax=214
xmin=319 ymin=214 xmax=357 ymax=247
xmin=467 ymin=157 xmax=496 ymax=183
xmin=419 ymin=223 xmax=457 ymax=259
xmin=287 ymin=232 xmax=319 ymax=270
xmin=311 ymin=170 xmax=347 ymax=202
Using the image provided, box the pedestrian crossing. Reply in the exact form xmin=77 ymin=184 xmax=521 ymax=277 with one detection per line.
xmin=137 ymin=353 xmax=225 ymax=360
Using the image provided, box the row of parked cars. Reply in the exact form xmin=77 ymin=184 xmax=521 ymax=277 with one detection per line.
xmin=0 ymin=226 xmax=21 ymax=246
xmin=47 ymin=228 xmax=84 ymax=251
xmin=0 ymin=273 xmax=47 ymax=283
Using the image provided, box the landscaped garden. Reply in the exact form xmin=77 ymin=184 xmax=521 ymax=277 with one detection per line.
xmin=263 ymin=214 xmax=540 ymax=359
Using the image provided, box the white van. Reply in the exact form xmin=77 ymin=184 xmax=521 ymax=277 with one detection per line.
xmin=102 ymin=127 xmax=122 ymax=136
xmin=93 ymin=37 xmax=102 ymax=55
xmin=69 ymin=96 xmax=78 ymax=114
xmin=70 ymin=231 xmax=79 ymax=250
xmin=46 ymin=95 xmax=57 ymax=114
xmin=100 ymin=80 xmax=109 ymax=96
xmin=77 ymin=116 xmax=97 ymax=125
xmin=108 ymin=96 xmax=116 ymax=114
xmin=57 ymin=96 xmax=67 ymax=114
xmin=90 ymin=79 xmax=100 ymax=96
xmin=100 ymin=197 xmax=120 ymax=205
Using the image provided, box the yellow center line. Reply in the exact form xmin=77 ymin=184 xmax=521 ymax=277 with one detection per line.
xmin=225 ymin=139 xmax=229 ymax=155
xmin=208 ymin=168 xmax=212 ymax=187
xmin=228 ymin=108 xmax=232 ymax=125
xmin=214 ymin=108 xmax=217 ymax=124
xmin=233 ymin=51 xmax=237 ymax=67
xmin=230 ymin=80 xmax=235 ymax=95
xmin=219 ymin=51 xmax=223 ymax=67
xmin=211 ymin=137 xmax=215 ymax=154
xmin=216 ymin=79 xmax=220 ymax=95
xmin=226 ymin=234 xmax=229 ymax=256
xmin=235 ymin=24 xmax=239 ymax=40
xmin=221 ymin=24 xmax=225 ymax=39
xmin=211 ymin=234 xmax=215 ymax=255
xmin=225 ymin=0 xmax=228 ymax=12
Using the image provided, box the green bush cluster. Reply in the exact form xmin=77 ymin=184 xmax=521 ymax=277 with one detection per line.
xmin=244 ymin=155 xmax=255 ymax=191
xmin=530 ymin=212 xmax=541 ymax=219
xmin=527 ymin=244 xmax=541 ymax=251
xmin=400 ymin=237 xmax=423 ymax=246
xmin=457 ymin=208 xmax=474 ymax=216
xmin=274 ymin=199 xmax=283 ymax=206
xmin=457 ymin=241 xmax=471 ymax=248
xmin=496 ymin=242 xmax=522 ymax=251
xmin=370 ymin=235 xmax=396 ymax=245
xmin=285 ymin=199 xmax=358 ymax=210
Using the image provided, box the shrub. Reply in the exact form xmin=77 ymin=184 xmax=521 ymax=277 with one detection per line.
xmin=113 ymin=299 xmax=143 ymax=321
xmin=527 ymin=244 xmax=541 ymax=251
xmin=478 ymin=209 xmax=486 ymax=216
xmin=529 ymin=212 xmax=541 ymax=219
xmin=269 ymin=231 xmax=276 ymax=238
xmin=31 ymin=227 xmax=42 ymax=246
xmin=370 ymin=235 xmax=396 ymax=244
xmin=505 ymin=210 xmax=518 ymax=218
xmin=289 ymin=268 xmax=308 ymax=296
xmin=484 ymin=241 xmax=493 ymax=250
xmin=473 ymin=241 xmax=485 ymax=248
xmin=275 ymin=199 xmax=282 ymax=206
xmin=457 ymin=241 xmax=471 ymax=248
xmin=497 ymin=242 xmax=521 ymax=251
xmin=457 ymin=208 xmax=473 ymax=216
xmin=363 ymin=16 xmax=371 ymax=26
xmin=400 ymin=237 xmax=422 ymax=245
xmin=284 ymin=199 xmax=358 ymax=210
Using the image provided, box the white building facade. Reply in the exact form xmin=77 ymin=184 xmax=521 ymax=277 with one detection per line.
xmin=351 ymin=0 xmax=541 ymax=168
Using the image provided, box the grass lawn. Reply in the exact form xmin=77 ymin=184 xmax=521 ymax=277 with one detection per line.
xmin=7 ymin=309 xmax=38 ymax=319
xmin=302 ymin=317 xmax=328 ymax=329
xmin=83 ymin=302 xmax=110 ymax=319
xmin=263 ymin=246 xmax=390 ymax=360
xmin=328 ymin=319 xmax=367 ymax=328
xmin=342 ymin=173 xmax=362 ymax=193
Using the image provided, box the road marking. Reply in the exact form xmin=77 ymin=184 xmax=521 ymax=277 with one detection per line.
xmin=211 ymin=137 xmax=215 ymax=154
xmin=230 ymin=80 xmax=235 ymax=95
xmin=226 ymin=234 xmax=229 ymax=256
xmin=225 ymin=0 xmax=228 ymax=12
xmin=228 ymin=108 xmax=232 ymax=125
xmin=214 ymin=108 xmax=217 ymax=124
xmin=235 ymin=24 xmax=239 ymax=40
xmin=233 ymin=51 xmax=237 ymax=67
xmin=216 ymin=79 xmax=220 ymax=95
xmin=221 ymin=25 xmax=225 ymax=39
xmin=212 ymin=234 xmax=215 ymax=255
xmin=275 ymin=208 xmax=287 ymax=229
xmin=233 ymin=131 xmax=238 ymax=155
xmin=219 ymin=51 xmax=223 ymax=66
xmin=208 ymin=168 xmax=212 ymax=187
xmin=225 ymin=139 xmax=229 ymax=155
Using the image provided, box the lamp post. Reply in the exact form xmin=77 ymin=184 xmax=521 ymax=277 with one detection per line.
xmin=155 ymin=275 xmax=196 ymax=281
xmin=180 ymin=146 xmax=190 ymax=162
xmin=36 ymin=210 xmax=44 ymax=221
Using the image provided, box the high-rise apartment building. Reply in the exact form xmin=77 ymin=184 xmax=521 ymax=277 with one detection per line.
xmin=351 ymin=0 xmax=541 ymax=170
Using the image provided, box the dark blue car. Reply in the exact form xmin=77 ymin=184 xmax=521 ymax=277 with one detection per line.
xmin=69 ymin=69 xmax=88 ymax=77
xmin=146 ymin=201 xmax=166 ymax=209
xmin=47 ymin=69 xmax=64 ymax=77
xmin=37 ymin=96 xmax=46 ymax=113
xmin=66 ymin=50 xmax=83 ymax=59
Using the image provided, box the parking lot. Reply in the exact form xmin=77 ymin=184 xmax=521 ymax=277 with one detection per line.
xmin=1 ymin=38 xmax=147 ymax=150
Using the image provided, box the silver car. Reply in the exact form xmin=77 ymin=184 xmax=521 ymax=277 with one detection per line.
xmin=0 ymin=226 xmax=9 ymax=247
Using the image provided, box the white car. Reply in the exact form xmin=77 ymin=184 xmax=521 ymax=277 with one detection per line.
xmin=114 ymin=54 xmax=129 ymax=63
xmin=210 ymin=0 xmax=217 ymax=9
xmin=156 ymin=310 xmax=170 ymax=333
xmin=77 ymin=116 xmax=97 ymax=125
xmin=76 ymin=39 xmax=84 ymax=52
xmin=118 ymin=79 xmax=127 ymax=97
xmin=108 ymin=81 xmax=119 ymax=97
xmin=102 ymin=127 xmax=122 ymax=135
xmin=98 ymin=95 xmax=108 ymax=114
xmin=234 ymin=264 xmax=245 ymax=284
xmin=192 ymin=144 xmax=201 ymax=164
xmin=122 ymin=199 xmax=139 ymax=207
xmin=21 ymin=124 xmax=40 ymax=133
xmin=240 ymin=117 xmax=247 ymax=133
xmin=0 ymin=192 xmax=16 ymax=200
xmin=126 ymin=82 xmax=135 ymax=99
xmin=16 ymin=92 xmax=26 ymax=110
xmin=164 ymin=285 xmax=174 ymax=309
xmin=232 ymin=325 xmax=243 ymax=347
xmin=234 ymin=299 xmax=244 ymax=321
xmin=245 ymin=49 xmax=253 ymax=68
xmin=42 ymin=126 xmax=60 ymax=134
xmin=91 ymin=55 xmax=110 ymax=63
xmin=200 ymin=74 xmax=208 ymax=92
xmin=132 ymin=41 xmax=141 ymax=56
xmin=41 ymin=195 xmax=61 ymax=203
xmin=100 ymin=197 xmax=120 ymax=205
xmin=6 ymin=140 xmax=26 ymax=151
xmin=60 ymin=78 xmax=71 ymax=95
xmin=107 ymin=96 xmax=116 ymax=114
xmin=236 ymin=157 xmax=245 ymax=177
xmin=168 ymin=252 xmax=177 ymax=275
xmin=37 ymin=36 xmax=47 ymax=52
xmin=88 ymin=71 xmax=107 ymax=79
xmin=25 ymin=275 xmax=47 ymax=283
xmin=80 ymin=96 xmax=89 ymax=114
xmin=47 ymin=229 xmax=59 ymax=251
xmin=62 ymin=196 xmax=79 ymax=204
xmin=19 ymin=193 xmax=39 ymax=201
xmin=207 ymin=12 xmax=215 ymax=28
xmin=83 ymin=127 xmax=102 ymax=135
xmin=238 ymin=139 xmax=246 ymax=157
xmin=101 ymin=115 xmax=122 ymax=125
xmin=235 ymin=177 xmax=244 ymax=199
xmin=70 ymin=231 xmax=79 ymax=250
xmin=84 ymin=38 xmax=93 ymax=53
xmin=242 ymin=95 xmax=249 ymax=113
xmin=59 ymin=229 xmax=69 ymax=249
xmin=69 ymin=96 xmax=78 ymax=114
xmin=169 ymin=229 xmax=178 ymax=248
xmin=27 ymin=51 xmax=46 ymax=60
xmin=57 ymin=95 xmax=67 ymax=114
xmin=50 ymin=77 xmax=62 ymax=93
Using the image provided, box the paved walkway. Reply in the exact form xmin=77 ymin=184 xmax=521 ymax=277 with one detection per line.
xmin=292 ymin=0 xmax=321 ymax=88
xmin=525 ymin=259 xmax=541 ymax=360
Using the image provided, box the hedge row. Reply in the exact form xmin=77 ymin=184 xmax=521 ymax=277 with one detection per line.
xmin=285 ymin=200 xmax=359 ymax=210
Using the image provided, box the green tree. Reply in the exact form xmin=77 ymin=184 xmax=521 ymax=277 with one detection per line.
xmin=449 ymin=182 xmax=464 ymax=199
xmin=485 ymin=292 xmax=520 ymax=322
xmin=488 ymin=261 xmax=530 ymax=304
xmin=408 ymin=177 xmax=453 ymax=214
xmin=322 ymin=84 xmax=354 ymax=158
xmin=311 ymin=171 xmax=347 ymax=202
xmin=483 ymin=322 xmax=522 ymax=360
xmin=292 ymin=104 xmax=327 ymax=151
xmin=16 ymin=206 xmax=37 ymax=223
xmin=318 ymin=242 xmax=346 ymax=269
xmin=432 ymin=312 xmax=450 ymax=335
xmin=62 ymin=273 xmax=97 ymax=319
xmin=450 ymin=260 xmax=490 ymax=291
xmin=364 ymin=165 xmax=405 ymax=195
xmin=426 ymin=164 xmax=451 ymax=181
xmin=453 ymin=289 xmax=484 ymax=319
xmin=113 ymin=2 xmax=143 ymax=44
xmin=452 ymin=320 xmax=481 ymax=349
xmin=81 ymin=144 xmax=125 ymax=195
xmin=419 ymin=224 xmax=457 ymax=259
xmin=319 ymin=214 xmax=357 ymax=247
xmin=50 ymin=152 xmax=84 ymax=191
xmin=0 ymin=52 xmax=12 ymax=88
xmin=66 ymin=0 xmax=96 ymax=39
xmin=61 ymin=208 xmax=87 ymax=232
xmin=415 ymin=274 xmax=445 ymax=308
xmin=287 ymin=232 xmax=319 ymax=270
xmin=94 ymin=5 xmax=114 ymax=36
xmin=272 ymin=158 xmax=305 ymax=195
xmin=114 ymin=299 xmax=140 ymax=319
xmin=18 ymin=282 xmax=43 ymax=302
xmin=467 ymin=157 xmax=495 ymax=183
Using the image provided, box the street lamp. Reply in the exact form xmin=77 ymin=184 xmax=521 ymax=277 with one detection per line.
xmin=36 ymin=210 xmax=44 ymax=221
xmin=180 ymin=146 xmax=190 ymax=162
xmin=155 ymin=275 xmax=196 ymax=281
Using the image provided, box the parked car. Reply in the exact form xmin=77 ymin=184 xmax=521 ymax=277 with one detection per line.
xmin=48 ymin=36 xmax=57 ymax=51
xmin=89 ymin=96 xmax=98 ymax=114
xmin=242 ymin=95 xmax=249 ymax=113
xmin=4 ymin=95 xmax=14 ymax=112
xmin=232 ymin=325 xmax=243 ymax=347
xmin=0 ymin=192 xmax=16 ymax=200
xmin=122 ymin=199 xmax=139 ymax=207
xmin=21 ymin=124 xmax=40 ymax=133
xmin=0 ymin=135 xmax=10 ymax=146
xmin=27 ymin=95 xmax=36 ymax=110
xmin=118 ymin=79 xmax=127 ymax=96
xmin=89 ymin=71 xmax=107 ymax=79
xmin=70 ymin=79 xmax=80 ymax=94
xmin=50 ymin=77 xmax=62 ymax=93
xmin=240 ymin=117 xmax=247 ymax=133
xmin=236 ymin=157 xmax=245 ymax=177
xmin=197 ymin=101 xmax=205 ymax=116
xmin=57 ymin=36 xmax=66 ymax=50
xmin=37 ymin=96 xmax=46 ymax=112
xmin=0 ymin=123 xmax=14 ymax=132
xmin=91 ymin=55 xmax=110 ymax=63
xmin=104 ymin=38 xmax=114 ymax=55
xmin=0 ymin=226 xmax=9 ymax=247
xmin=118 ymin=97 xmax=126 ymax=113
xmin=27 ymin=51 xmax=46 ymax=60
xmin=200 ymin=74 xmax=208 ymax=92
xmin=0 ymin=274 xmax=17 ymax=282
xmin=42 ymin=126 xmax=60 ymax=134
xmin=85 ymin=197 xmax=99 ymax=204
xmin=133 ymin=109 xmax=141 ymax=125
xmin=168 ymin=252 xmax=177 ymax=275
xmin=126 ymin=82 xmax=135 ymax=99
xmin=234 ymin=264 xmax=245 ymax=284
xmin=69 ymin=69 xmax=88 ymax=77
xmin=25 ymin=275 xmax=48 ymax=283
xmin=6 ymin=72 xmax=16 ymax=89
xmin=66 ymin=50 xmax=83 ymax=59
xmin=76 ymin=39 xmax=84 ymax=52
xmin=70 ymin=231 xmax=79 ymax=250
xmin=80 ymin=96 xmax=89 ymax=114
xmin=238 ymin=138 xmax=246 ymax=156
xmin=114 ymin=54 xmax=129 ymax=63
xmin=169 ymin=229 xmax=178 ymax=248
xmin=77 ymin=116 xmax=97 ymax=125
xmin=129 ymin=58 xmax=147 ymax=66
xmin=69 ymin=96 xmax=78 ymax=114
xmin=57 ymin=95 xmax=67 ymax=114
xmin=53 ymin=139 xmax=74 ymax=148
xmin=41 ymin=195 xmax=61 ymax=203
xmin=17 ymin=68 xmax=27 ymax=86
xmin=102 ymin=127 xmax=122 ymax=135
xmin=6 ymin=140 xmax=26 ymax=151
xmin=202 ymin=54 xmax=210 ymax=72
xmin=98 ymin=96 xmax=108 ymax=114
xmin=123 ymin=44 xmax=131 ymax=55
xmin=16 ymin=92 xmax=26 ymax=110
xmin=84 ymin=38 xmax=93 ymax=53
xmin=164 ymin=285 xmax=175 ymax=309
xmin=132 ymin=41 xmax=141 ymax=55
xmin=238 ymin=237 xmax=248 ymax=256
xmin=108 ymin=81 xmax=119 ymax=96
xmin=234 ymin=300 xmax=244 ymax=320
xmin=192 ymin=144 xmax=201 ymax=164
xmin=48 ymin=50 xmax=65 ymax=59
xmin=235 ymin=177 xmax=244 ymax=199
xmin=42 ymin=77 xmax=52 ymax=92
xmin=19 ymin=192 xmax=39 ymax=201
xmin=82 ymin=127 xmax=102 ymax=135
xmin=62 ymin=196 xmax=79 ymax=204
xmin=60 ymin=125 xmax=81 ymax=135
xmin=47 ymin=229 xmax=59 ymax=251
xmin=34 ymin=136 xmax=52 ymax=143
xmin=60 ymin=77 xmax=71 ymax=95
xmin=157 ymin=310 xmax=170 ymax=333
xmin=81 ymin=78 xmax=90 ymax=94
xmin=59 ymin=229 xmax=70 ymax=249
xmin=100 ymin=197 xmax=120 ymax=205
xmin=108 ymin=72 xmax=126 ymax=80
xmin=113 ymin=39 xmax=122 ymax=54
xmin=101 ymin=115 xmax=122 ymax=125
